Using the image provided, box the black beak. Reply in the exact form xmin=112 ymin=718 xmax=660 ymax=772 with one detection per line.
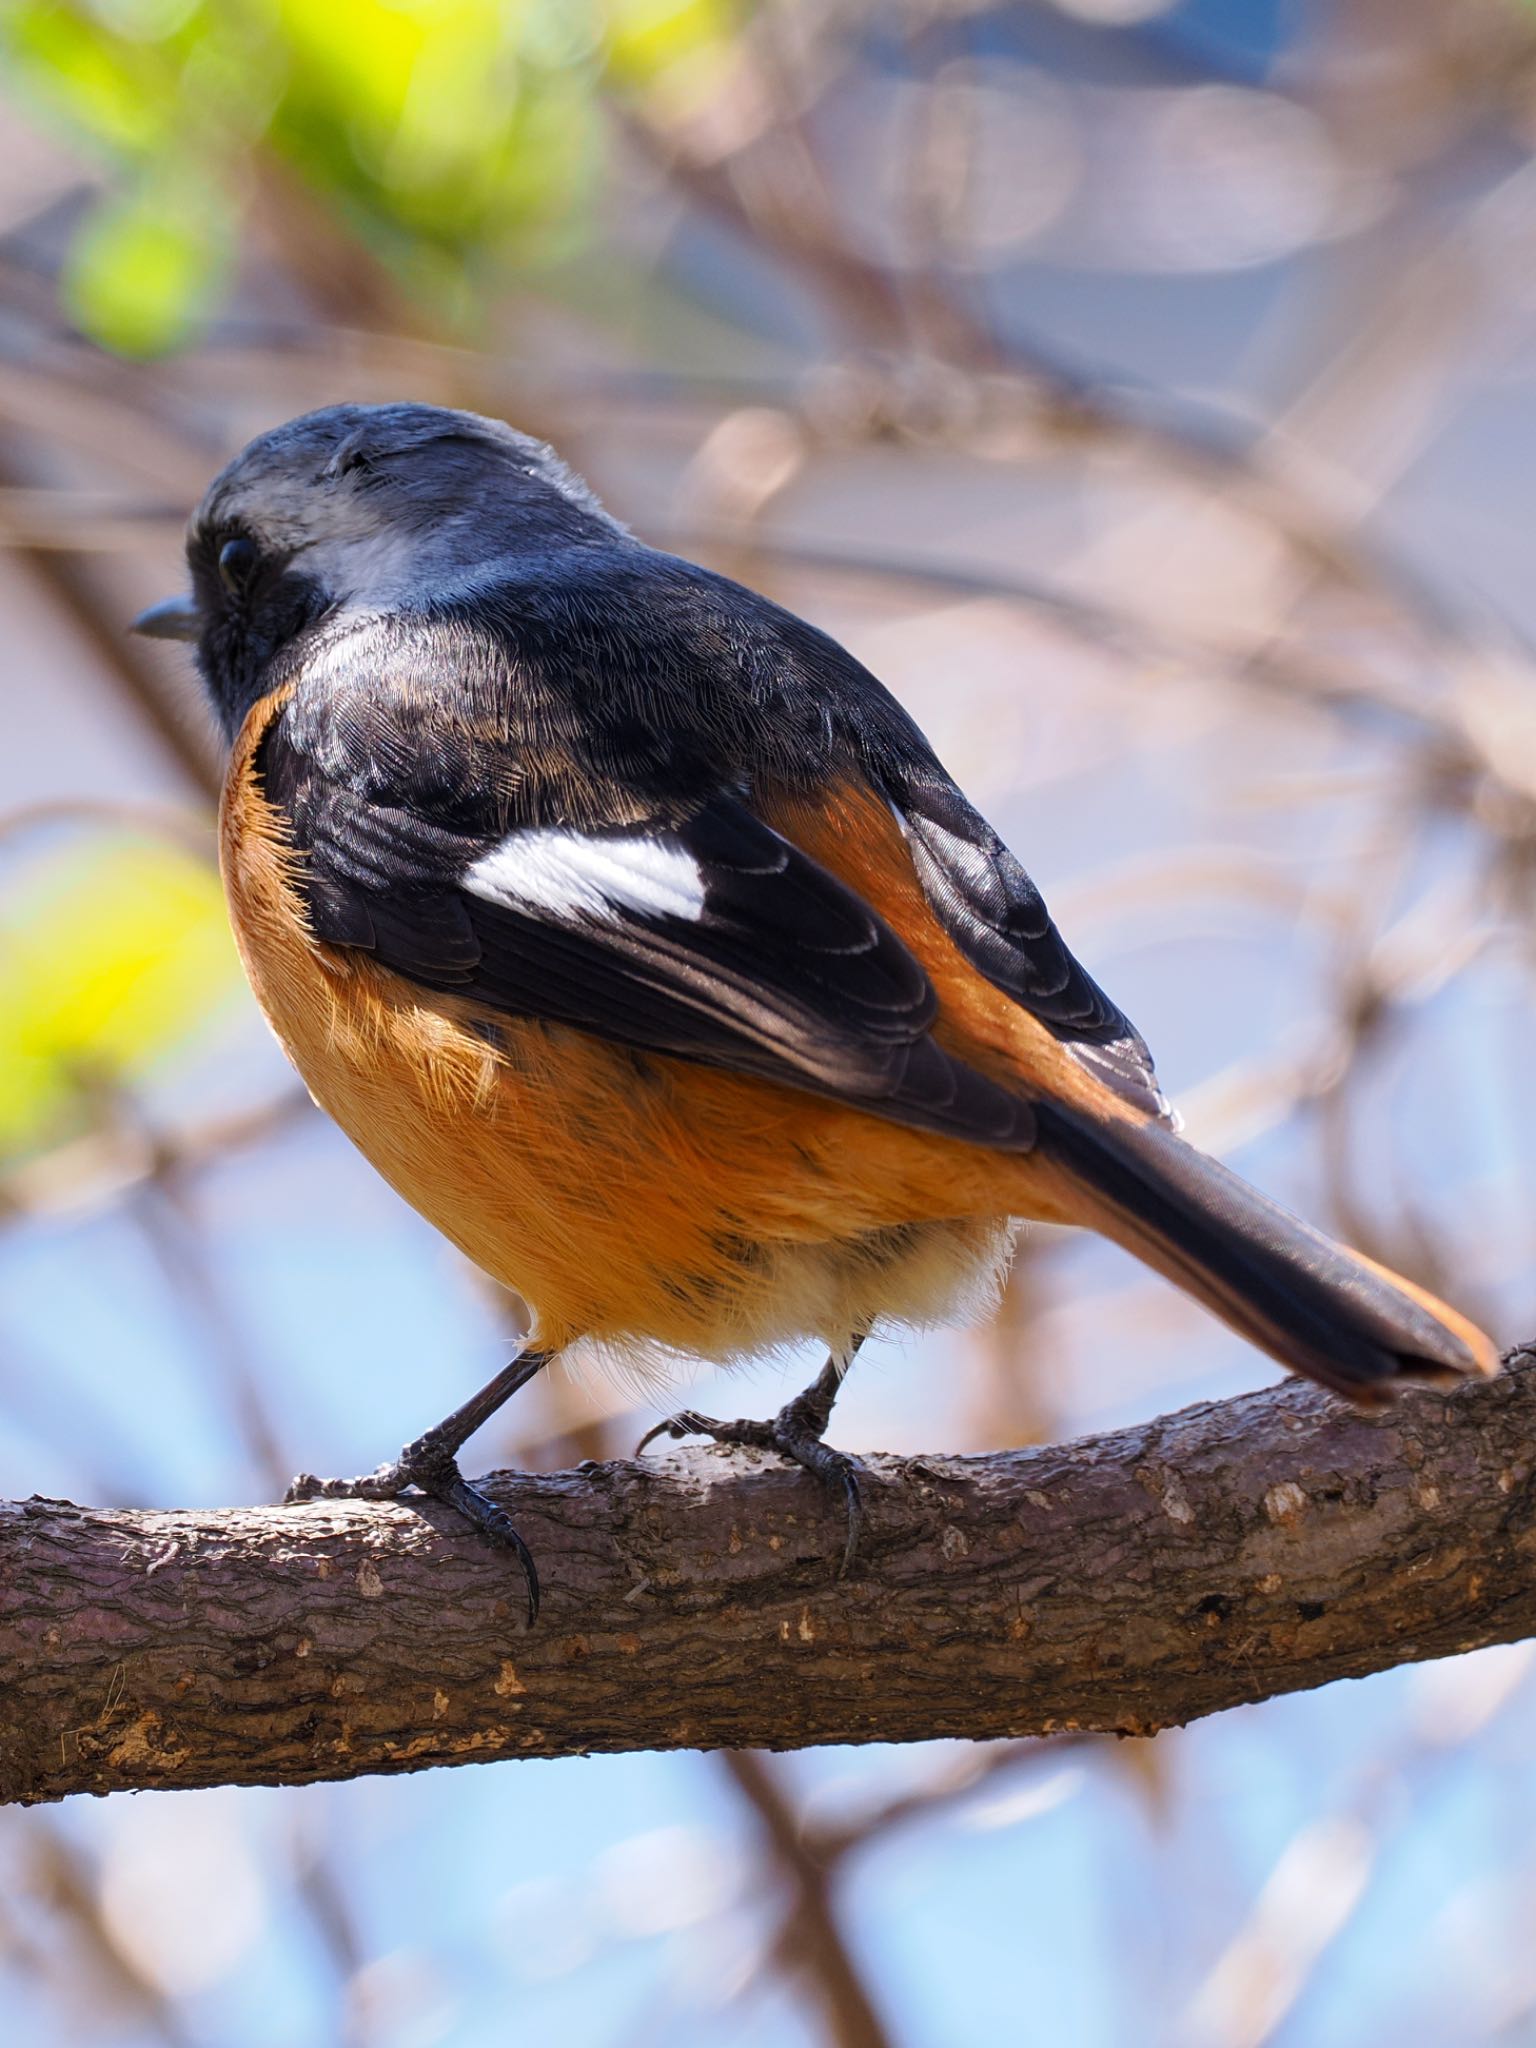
xmin=129 ymin=594 xmax=201 ymax=642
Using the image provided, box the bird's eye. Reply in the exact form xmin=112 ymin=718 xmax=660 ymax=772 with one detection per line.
xmin=218 ymin=536 xmax=258 ymax=597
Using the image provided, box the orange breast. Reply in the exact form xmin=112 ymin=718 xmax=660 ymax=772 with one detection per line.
xmin=218 ymin=699 xmax=1098 ymax=1361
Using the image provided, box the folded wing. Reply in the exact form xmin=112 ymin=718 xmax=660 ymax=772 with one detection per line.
xmin=258 ymin=704 xmax=1038 ymax=1149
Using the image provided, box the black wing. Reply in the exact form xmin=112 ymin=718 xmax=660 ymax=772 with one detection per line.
xmin=885 ymin=767 xmax=1173 ymax=1124
xmin=572 ymin=546 xmax=1175 ymax=1126
xmin=257 ymin=678 xmax=1036 ymax=1151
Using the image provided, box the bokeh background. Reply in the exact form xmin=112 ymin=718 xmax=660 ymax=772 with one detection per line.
xmin=4 ymin=1 xmax=1536 ymax=2042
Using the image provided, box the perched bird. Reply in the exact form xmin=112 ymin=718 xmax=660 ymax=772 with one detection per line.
xmin=134 ymin=401 xmax=1499 ymax=1620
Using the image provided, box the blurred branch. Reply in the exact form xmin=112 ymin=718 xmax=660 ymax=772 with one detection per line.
xmin=5 ymin=1350 xmax=1536 ymax=1805
xmin=618 ymin=93 xmax=1504 ymax=646
xmin=11 ymin=1815 xmax=194 ymax=2048
xmin=1 ymin=527 xmax=219 ymax=800
xmin=803 ymin=1735 xmax=1086 ymax=1868
xmin=721 ymin=1751 xmax=895 ymax=2048
xmin=0 ymin=1087 xmax=312 ymax=1225
xmin=670 ymin=526 xmax=1489 ymax=752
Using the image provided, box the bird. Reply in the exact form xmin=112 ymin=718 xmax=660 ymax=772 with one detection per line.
xmin=133 ymin=400 xmax=1499 ymax=1623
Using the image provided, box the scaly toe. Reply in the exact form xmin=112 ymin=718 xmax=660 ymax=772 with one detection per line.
xmin=636 ymin=1403 xmax=864 ymax=1576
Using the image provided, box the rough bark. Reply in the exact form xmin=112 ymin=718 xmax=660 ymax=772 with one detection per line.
xmin=4 ymin=1354 xmax=1534 ymax=1806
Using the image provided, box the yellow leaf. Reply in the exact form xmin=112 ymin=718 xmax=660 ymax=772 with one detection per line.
xmin=0 ymin=833 xmax=243 ymax=1160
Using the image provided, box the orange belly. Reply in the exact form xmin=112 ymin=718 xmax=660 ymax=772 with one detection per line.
xmin=218 ymin=696 xmax=1102 ymax=1365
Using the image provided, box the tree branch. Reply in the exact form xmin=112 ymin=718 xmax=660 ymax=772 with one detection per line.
xmin=5 ymin=1352 xmax=1534 ymax=1807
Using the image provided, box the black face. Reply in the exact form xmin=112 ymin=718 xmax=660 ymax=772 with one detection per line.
xmin=187 ymin=524 xmax=332 ymax=739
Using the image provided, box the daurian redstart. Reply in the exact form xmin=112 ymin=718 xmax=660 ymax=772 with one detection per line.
xmin=133 ymin=403 xmax=1499 ymax=1621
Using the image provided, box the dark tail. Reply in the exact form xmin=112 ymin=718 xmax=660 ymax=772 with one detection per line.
xmin=1034 ymin=1100 xmax=1499 ymax=1402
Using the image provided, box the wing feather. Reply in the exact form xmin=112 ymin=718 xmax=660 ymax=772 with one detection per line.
xmin=891 ymin=771 xmax=1174 ymax=1124
xmin=259 ymin=709 xmax=1037 ymax=1149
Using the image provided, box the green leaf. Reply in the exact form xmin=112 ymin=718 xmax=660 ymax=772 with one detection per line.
xmin=5 ymin=0 xmax=178 ymax=153
xmin=61 ymin=183 xmax=227 ymax=355
xmin=5 ymin=0 xmax=740 ymax=353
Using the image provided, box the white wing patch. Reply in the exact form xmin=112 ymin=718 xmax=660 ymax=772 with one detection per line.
xmin=464 ymin=829 xmax=707 ymax=925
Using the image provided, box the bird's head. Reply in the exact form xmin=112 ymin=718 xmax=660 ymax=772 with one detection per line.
xmin=131 ymin=401 xmax=620 ymax=738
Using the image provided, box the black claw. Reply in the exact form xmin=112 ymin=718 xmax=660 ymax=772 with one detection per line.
xmin=283 ymin=1453 xmax=540 ymax=1626
xmin=634 ymin=1411 xmax=698 ymax=1456
xmin=833 ymin=1466 xmax=863 ymax=1580
xmin=776 ymin=1433 xmax=863 ymax=1578
xmin=434 ymin=1468 xmax=541 ymax=1627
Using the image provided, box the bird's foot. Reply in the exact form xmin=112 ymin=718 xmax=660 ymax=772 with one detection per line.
xmin=285 ymin=1350 xmax=550 ymax=1624
xmin=286 ymin=1438 xmax=540 ymax=1626
xmin=636 ymin=1379 xmax=864 ymax=1578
